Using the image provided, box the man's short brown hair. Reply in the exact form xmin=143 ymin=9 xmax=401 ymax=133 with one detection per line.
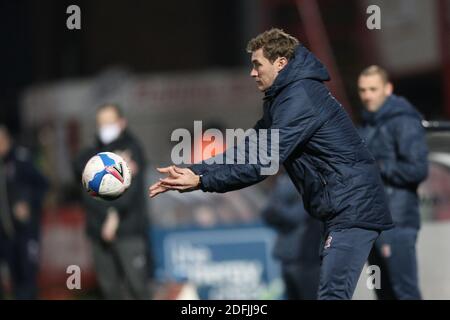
xmin=359 ymin=65 xmax=390 ymax=84
xmin=97 ymin=103 xmax=124 ymax=118
xmin=246 ymin=28 xmax=300 ymax=63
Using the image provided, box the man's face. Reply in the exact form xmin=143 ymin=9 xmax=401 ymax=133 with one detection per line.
xmin=250 ymin=48 xmax=287 ymax=92
xmin=358 ymin=74 xmax=393 ymax=112
xmin=96 ymin=107 xmax=126 ymax=144
xmin=96 ymin=107 xmax=123 ymax=128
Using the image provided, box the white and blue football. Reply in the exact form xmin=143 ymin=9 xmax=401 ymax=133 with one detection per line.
xmin=82 ymin=152 xmax=132 ymax=200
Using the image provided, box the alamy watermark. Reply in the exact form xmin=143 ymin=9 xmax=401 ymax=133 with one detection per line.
xmin=66 ymin=5 xmax=81 ymax=30
xmin=367 ymin=5 xmax=381 ymax=30
xmin=65 ymin=5 xmax=380 ymax=31
xmin=366 ymin=264 xmax=381 ymax=290
xmin=171 ymin=121 xmax=280 ymax=176
xmin=66 ymin=265 xmax=81 ymax=290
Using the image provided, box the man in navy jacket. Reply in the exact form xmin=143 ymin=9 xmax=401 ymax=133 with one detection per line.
xmin=149 ymin=28 xmax=394 ymax=300
xmin=0 ymin=125 xmax=48 ymax=299
xmin=358 ymin=65 xmax=428 ymax=299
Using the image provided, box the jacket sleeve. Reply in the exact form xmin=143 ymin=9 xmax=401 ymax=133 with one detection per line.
xmin=379 ymin=117 xmax=429 ymax=187
xmin=196 ymin=91 xmax=323 ymax=193
xmin=189 ymin=118 xmax=266 ymax=176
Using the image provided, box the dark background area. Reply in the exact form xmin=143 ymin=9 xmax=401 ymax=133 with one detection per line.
xmin=2 ymin=0 xmax=449 ymax=136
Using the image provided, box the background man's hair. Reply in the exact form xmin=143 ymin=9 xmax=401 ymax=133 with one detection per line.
xmin=0 ymin=124 xmax=9 ymax=134
xmin=0 ymin=124 xmax=10 ymax=140
xmin=96 ymin=103 xmax=124 ymax=118
xmin=359 ymin=65 xmax=390 ymax=84
xmin=246 ymin=28 xmax=300 ymax=63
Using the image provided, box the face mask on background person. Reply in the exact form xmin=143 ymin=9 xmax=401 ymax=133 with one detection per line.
xmin=98 ymin=123 xmax=122 ymax=144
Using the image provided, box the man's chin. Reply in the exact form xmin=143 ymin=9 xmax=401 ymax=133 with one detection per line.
xmin=367 ymin=104 xmax=381 ymax=112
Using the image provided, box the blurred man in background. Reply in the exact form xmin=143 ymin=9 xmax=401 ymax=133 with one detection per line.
xmin=261 ymin=172 xmax=322 ymax=300
xmin=74 ymin=104 xmax=153 ymax=299
xmin=358 ymin=66 xmax=429 ymax=300
xmin=0 ymin=125 xmax=48 ymax=299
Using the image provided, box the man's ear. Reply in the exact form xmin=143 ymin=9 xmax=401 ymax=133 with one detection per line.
xmin=385 ymin=82 xmax=394 ymax=96
xmin=120 ymin=118 xmax=127 ymax=130
xmin=276 ymin=57 xmax=288 ymax=71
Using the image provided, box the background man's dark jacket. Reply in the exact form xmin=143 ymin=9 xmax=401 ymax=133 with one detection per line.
xmin=74 ymin=130 xmax=149 ymax=241
xmin=0 ymin=145 xmax=48 ymax=238
xmin=359 ymin=95 xmax=429 ymax=229
xmin=262 ymin=174 xmax=322 ymax=263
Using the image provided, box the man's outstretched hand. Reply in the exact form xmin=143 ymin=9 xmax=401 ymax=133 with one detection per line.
xmin=148 ymin=165 xmax=200 ymax=198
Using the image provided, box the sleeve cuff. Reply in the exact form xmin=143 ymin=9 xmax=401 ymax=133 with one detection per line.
xmin=189 ymin=164 xmax=204 ymax=175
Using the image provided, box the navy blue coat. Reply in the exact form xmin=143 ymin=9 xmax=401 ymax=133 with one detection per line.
xmin=0 ymin=145 xmax=48 ymax=238
xmin=191 ymin=45 xmax=393 ymax=232
xmin=359 ymin=95 xmax=428 ymax=229
xmin=261 ymin=174 xmax=322 ymax=263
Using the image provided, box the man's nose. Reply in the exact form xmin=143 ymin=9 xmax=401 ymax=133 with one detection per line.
xmin=250 ymin=68 xmax=258 ymax=77
xmin=361 ymin=93 xmax=370 ymax=101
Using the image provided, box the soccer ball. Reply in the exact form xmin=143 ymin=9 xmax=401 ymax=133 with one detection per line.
xmin=82 ymin=152 xmax=132 ymax=200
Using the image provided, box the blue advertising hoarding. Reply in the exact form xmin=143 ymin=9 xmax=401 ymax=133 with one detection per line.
xmin=151 ymin=223 xmax=284 ymax=300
